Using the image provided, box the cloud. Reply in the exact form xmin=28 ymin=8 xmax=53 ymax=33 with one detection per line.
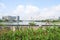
xmin=0 ymin=2 xmax=7 ymax=18
xmin=38 ymin=5 xmax=60 ymax=19
xmin=25 ymin=5 xmax=40 ymax=14
xmin=13 ymin=5 xmax=40 ymax=20
xmin=13 ymin=5 xmax=24 ymax=14
xmin=0 ymin=3 xmax=6 ymax=11
xmin=7 ymin=4 xmax=60 ymax=20
xmin=0 ymin=3 xmax=6 ymax=9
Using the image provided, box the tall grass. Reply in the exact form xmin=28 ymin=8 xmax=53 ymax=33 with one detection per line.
xmin=0 ymin=26 xmax=60 ymax=40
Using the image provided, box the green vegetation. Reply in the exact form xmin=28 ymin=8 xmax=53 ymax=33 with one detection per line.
xmin=0 ymin=20 xmax=4 ymax=22
xmin=29 ymin=22 xmax=36 ymax=26
xmin=0 ymin=26 xmax=60 ymax=40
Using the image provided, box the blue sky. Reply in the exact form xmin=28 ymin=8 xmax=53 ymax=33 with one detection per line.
xmin=1 ymin=0 xmax=60 ymax=8
xmin=0 ymin=0 xmax=60 ymax=20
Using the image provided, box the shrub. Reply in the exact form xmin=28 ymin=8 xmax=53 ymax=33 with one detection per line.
xmin=29 ymin=22 xmax=36 ymax=26
xmin=0 ymin=26 xmax=60 ymax=40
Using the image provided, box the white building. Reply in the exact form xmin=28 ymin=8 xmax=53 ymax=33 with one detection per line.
xmin=2 ymin=16 xmax=18 ymax=22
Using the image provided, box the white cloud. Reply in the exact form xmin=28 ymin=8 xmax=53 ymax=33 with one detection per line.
xmin=13 ymin=5 xmax=40 ymax=20
xmin=25 ymin=5 xmax=40 ymax=14
xmin=14 ymin=5 xmax=24 ymax=13
xmin=0 ymin=3 xmax=6 ymax=11
xmin=0 ymin=3 xmax=7 ymax=18
xmin=39 ymin=5 xmax=60 ymax=19
xmin=10 ymin=4 xmax=60 ymax=20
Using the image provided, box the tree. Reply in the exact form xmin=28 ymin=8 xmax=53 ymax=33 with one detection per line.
xmin=45 ymin=19 xmax=51 ymax=25
xmin=0 ymin=20 xmax=3 ymax=22
xmin=29 ymin=22 xmax=36 ymax=26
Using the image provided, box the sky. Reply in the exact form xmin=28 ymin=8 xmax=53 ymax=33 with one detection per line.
xmin=0 ymin=0 xmax=60 ymax=20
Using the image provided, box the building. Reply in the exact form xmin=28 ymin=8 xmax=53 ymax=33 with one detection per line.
xmin=59 ymin=17 xmax=60 ymax=20
xmin=2 ymin=16 xmax=18 ymax=22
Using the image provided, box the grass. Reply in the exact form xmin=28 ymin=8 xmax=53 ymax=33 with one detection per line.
xmin=0 ymin=26 xmax=60 ymax=40
xmin=53 ymin=22 xmax=60 ymax=24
